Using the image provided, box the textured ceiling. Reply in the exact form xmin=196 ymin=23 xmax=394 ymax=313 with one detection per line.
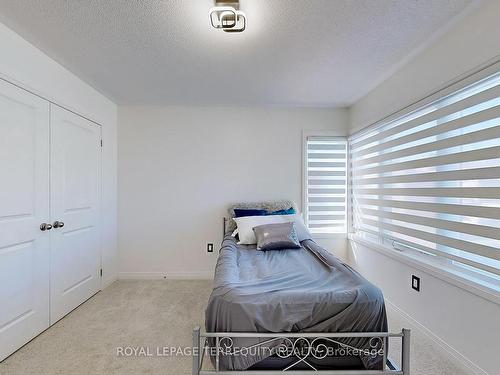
xmin=0 ymin=0 xmax=473 ymax=106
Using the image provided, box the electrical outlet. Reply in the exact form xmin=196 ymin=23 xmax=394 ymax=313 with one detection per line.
xmin=207 ymin=243 xmax=214 ymax=253
xmin=411 ymin=275 xmax=420 ymax=292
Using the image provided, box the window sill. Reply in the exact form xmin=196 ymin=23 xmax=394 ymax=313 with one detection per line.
xmin=312 ymin=233 xmax=348 ymax=240
xmin=349 ymin=234 xmax=500 ymax=306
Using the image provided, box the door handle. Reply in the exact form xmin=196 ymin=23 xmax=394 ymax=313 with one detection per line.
xmin=40 ymin=223 xmax=53 ymax=231
xmin=53 ymin=221 xmax=65 ymax=228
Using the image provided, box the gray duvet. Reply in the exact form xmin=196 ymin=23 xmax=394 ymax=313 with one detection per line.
xmin=205 ymin=236 xmax=387 ymax=370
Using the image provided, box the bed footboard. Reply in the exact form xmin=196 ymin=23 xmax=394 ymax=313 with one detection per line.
xmin=192 ymin=328 xmax=410 ymax=375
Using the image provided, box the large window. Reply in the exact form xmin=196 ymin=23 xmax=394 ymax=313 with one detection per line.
xmin=350 ymin=70 xmax=500 ymax=280
xmin=303 ymin=134 xmax=347 ymax=235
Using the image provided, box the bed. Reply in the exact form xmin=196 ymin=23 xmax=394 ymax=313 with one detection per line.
xmin=193 ymin=201 xmax=410 ymax=374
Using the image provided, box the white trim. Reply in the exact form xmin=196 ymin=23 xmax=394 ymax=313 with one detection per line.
xmin=349 ymin=234 xmax=500 ymax=305
xmin=98 ymin=122 xmax=103 ymax=291
xmin=0 ymin=76 xmax=104 ymax=128
xmin=118 ymin=272 xmax=213 ymax=280
xmin=301 ymin=130 xmax=308 ymax=217
xmin=301 ymin=130 xmax=348 ymax=237
xmin=385 ymin=299 xmax=488 ymax=375
xmin=312 ymin=233 xmax=348 ymax=240
xmin=302 ymin=130 xmax=348 ymax=138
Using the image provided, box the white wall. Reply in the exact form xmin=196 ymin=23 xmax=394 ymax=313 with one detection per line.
xmin=348 ymin=2 xmax=500 ymax=374
xmin=118 ymin=106 xmax=348 ymax=279
xmin=0 ymin=22 xmax=118 ymax=287
xmin=350 ymin=0 xmax=500 ymax=134
xmin=349 ymin=242 xmax=498 ymax=375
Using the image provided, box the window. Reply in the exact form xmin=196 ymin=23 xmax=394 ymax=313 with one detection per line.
xmin=303 ymin=133 xmax=347 ymax=235
xmin=350 ymin=70 xmax=500 ymax=280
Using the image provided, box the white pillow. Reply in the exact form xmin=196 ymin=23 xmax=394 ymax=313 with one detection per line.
xmin=233 ymin=214 xmax=312 ymax=245
xmin=233 ymin=215 xmax=286 ymax=245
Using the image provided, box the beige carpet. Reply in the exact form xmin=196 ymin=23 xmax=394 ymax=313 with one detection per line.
xmin=0 ymin=280 xmax=472 ymax=375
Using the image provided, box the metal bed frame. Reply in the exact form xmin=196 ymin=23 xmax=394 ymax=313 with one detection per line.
xmin=207 ymin=217 xmax=411 ymax=374
xmin=223 ymin=217 xmax=229 ymax=238
xmin=192 ymin=328 xmax=410 ymax=375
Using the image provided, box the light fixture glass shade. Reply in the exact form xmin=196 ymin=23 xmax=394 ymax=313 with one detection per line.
xmin=209 ymin=6 xmax=246 ymax=32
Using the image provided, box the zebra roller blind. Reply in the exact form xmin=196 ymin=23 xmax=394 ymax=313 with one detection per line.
xmin=304 ymin=136 xmax=347 ymax=234
xmin=351 ymin=71 xmax=500 ymax=276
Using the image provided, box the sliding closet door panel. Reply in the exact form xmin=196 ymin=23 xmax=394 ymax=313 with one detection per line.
xmin=50 ymin=105 xmax=101 ymax=324
xmin=0 ymin=80 xmax=50 ymax=361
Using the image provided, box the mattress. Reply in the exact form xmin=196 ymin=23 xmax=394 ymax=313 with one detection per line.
xmin=205 ymin=236 xmax=388 ymax=370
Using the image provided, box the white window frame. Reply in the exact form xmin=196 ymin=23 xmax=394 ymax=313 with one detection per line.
xmin=302 ymin=130 xmax=348 ymax=239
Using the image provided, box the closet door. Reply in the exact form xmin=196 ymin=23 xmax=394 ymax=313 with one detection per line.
xmin=49 ymin=105 xmax=101 ymax=324
xmin=0 ymin=80 xmax=50 ymax=361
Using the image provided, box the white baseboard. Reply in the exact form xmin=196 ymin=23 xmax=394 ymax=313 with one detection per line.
xmin=117 ymin=271 xmax=213 ymax=280
xmin=385 ymin=299 xmax=488 ymax=375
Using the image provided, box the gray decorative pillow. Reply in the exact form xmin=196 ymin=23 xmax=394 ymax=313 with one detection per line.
xmin=253 ymin=222 xmax=301 ymax=251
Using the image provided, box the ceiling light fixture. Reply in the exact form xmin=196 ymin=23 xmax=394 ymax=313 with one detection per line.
xmin=209 ymin=0 xmax=246 ymax=33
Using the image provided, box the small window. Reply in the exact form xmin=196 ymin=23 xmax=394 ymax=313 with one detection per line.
xmin=303 ymin=133 xmax=347 ymax=235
